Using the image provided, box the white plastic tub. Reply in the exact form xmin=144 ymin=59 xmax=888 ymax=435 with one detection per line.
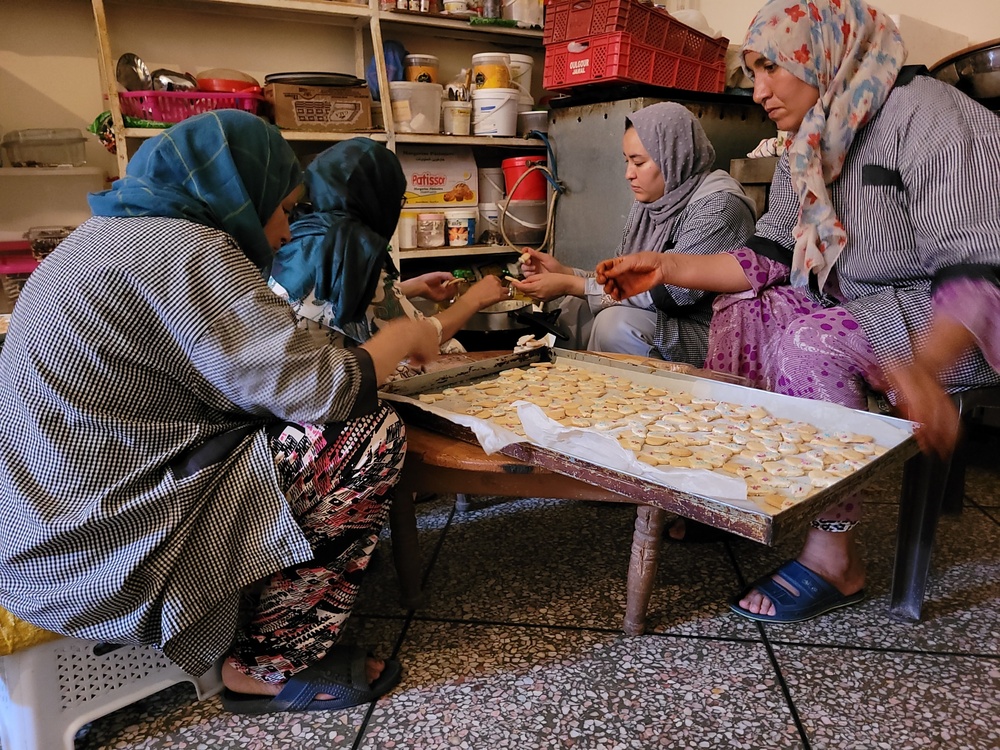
xmin=389 ymin=81 xmax=443 ymax=134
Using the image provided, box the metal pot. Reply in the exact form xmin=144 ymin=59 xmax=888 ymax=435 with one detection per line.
xmin=931 ymin=37 xmax=1000 ymax=103
xmin=463 ymin=298 xmax=533 ymax=332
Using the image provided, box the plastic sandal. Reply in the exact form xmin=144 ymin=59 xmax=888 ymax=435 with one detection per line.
xmin=729 ymin=559 xmax=866 ymax=623
xmin=221 ymin=644 xmax=402 ymax=715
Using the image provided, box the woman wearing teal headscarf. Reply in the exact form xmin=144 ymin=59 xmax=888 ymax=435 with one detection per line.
xmin=270 ymin=138 xmax=508 ymax=361
xmin=0 ymin=111 xmax=438 ymax=714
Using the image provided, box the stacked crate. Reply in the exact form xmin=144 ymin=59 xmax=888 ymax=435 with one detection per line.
xmin=542 ymin=0 xmax=728 ymax=94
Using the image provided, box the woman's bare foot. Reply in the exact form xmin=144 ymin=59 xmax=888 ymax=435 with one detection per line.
xmin=738 ymin=527 xmax=865 ymax=617
xmin=222 ymin=656 xmax=386 ymax=700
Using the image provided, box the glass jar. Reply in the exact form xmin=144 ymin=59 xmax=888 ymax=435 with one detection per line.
xmin=417 ymin=212 xmax=445 ymax=248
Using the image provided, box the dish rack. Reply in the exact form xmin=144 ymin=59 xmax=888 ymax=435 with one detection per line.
xmin=119 ymin=90 xmax=264 ymax=123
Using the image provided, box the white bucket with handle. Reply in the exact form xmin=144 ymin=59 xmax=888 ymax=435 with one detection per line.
xmin=471 ymin=87 xmax=519 ymax=136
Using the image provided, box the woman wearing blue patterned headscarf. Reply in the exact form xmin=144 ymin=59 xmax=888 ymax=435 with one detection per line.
xmin=0 ymin=110 xmax=440 ymax=715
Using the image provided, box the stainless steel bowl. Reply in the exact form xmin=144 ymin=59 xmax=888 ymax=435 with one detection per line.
xmin=930 ymin=38 xmax=1000 ymax=102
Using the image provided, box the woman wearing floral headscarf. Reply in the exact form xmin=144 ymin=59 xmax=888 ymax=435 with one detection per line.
xmin=512 ymin=102 xmax=756 ymax=365
xmin=598 ymin=0 xmax=1000 ymax=622
xmin=0 ymin=111 xmax=440 ymax=714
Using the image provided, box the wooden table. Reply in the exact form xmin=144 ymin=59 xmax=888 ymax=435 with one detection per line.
xmin=390 ymin=423 xmax=668 ymax=635
xmin=386 ymin=350 xmax=739 ymax=635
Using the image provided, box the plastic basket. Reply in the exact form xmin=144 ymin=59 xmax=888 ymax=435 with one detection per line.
xmin=0 ymin=241 xmax=37 ymax=303
xmin=543 ymin=32 xmax=726 ymax=93
xmin=543 ymin=0 xmax=729 ymax=64
xmin=119 ymin=90 xmax=264 ymax=123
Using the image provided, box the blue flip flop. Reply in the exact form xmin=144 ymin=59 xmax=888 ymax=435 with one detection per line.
xmin=221 ymin=644 xmax=402 ymax=715
xmin=729 ymin=559 xmax=866 ymax=623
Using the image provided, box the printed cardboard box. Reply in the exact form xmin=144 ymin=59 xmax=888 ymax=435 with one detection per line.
xmin=264 ymin=83 xmax=372 ymax=132
xmin=396 ymin=144 xmax=478 ymax=207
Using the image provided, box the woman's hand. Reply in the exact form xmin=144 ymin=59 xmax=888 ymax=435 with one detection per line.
xmin=510 ymin=273 xmax=579 ymax=302
xmin=400 ymin=271 xmax=456 ymax=302
xmin=519 ymin=247 xmax=570 ymax=278
xmin=462 ymin=274 xmax=509 ymax=310
xmin=888 ymin=364 xmax=961 ymax=460
xmin=596 ymin=251 xmax=668 ymax=300
xmin=429 ymin=275 xmax=508 ymax=344
xmin=361 ymin=317 xmax=440 ymax=383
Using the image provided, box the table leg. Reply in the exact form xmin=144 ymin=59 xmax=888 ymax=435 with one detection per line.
xmin=623 ymin=504 xmax=667 ymax=635
xmin=388 ymin=490 xmax=424 ymax=609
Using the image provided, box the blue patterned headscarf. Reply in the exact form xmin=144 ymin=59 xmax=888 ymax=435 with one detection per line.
xmin=88 ymin=110 xmax=302 ymax=269
xmin=742 ymin=0 xmax=906 ymax=290
xmin=270 ymin=138 xmax=406 ymax=329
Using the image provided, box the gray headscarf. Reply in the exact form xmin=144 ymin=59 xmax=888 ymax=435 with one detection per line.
xmin=619 ymin=102 xmax=718 ymax=256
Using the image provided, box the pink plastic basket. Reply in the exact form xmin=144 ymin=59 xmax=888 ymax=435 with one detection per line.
xmin=119 ymin=91 xmax=264 ymax=123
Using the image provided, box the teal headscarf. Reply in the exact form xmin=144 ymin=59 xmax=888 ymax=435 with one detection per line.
xmin=270 ymin=138 xmax=406 ymax=328
xmin=88 ymin=110 xmax=302 ymax=269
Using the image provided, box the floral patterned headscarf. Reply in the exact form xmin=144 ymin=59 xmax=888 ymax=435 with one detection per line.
xmin=741 ymin=0 xmax=906 ymax=290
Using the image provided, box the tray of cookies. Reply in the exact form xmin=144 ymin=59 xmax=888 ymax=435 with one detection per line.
xmin=381 ymin=348 xmax=919 ymax=544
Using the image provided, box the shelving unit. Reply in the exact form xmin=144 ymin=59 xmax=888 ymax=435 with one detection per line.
xmin=89 ymin=0 xmax=548 ymax=266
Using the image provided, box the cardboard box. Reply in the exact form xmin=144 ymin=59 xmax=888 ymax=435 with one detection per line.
xmin=396 ymin=144 xmax=478 ymax=207
xmin=264 ymin=83 xmax=372 ymax=132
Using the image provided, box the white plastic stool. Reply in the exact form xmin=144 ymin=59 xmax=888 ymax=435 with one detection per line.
xmin=0 ymin=637 xmax=222 ymax=750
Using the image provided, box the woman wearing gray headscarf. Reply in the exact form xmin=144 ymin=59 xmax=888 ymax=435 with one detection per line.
xmin=512 ymin=102 xmax=756 ymax=365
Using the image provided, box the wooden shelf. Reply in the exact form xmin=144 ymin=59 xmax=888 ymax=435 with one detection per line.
xmin=399 ymin=243 xmax=521 ymax=260
xmin=110 ymin=0 xmax=372 ymax=24
xmin=379 ymin=8 xmax=542 ymax=43
xmin=0 ymin=166 xmax=105 ymax=177
xmin=122 ymin=128 xmax=543 ymax=148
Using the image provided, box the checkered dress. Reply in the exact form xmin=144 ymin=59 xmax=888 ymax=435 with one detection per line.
xmin=753 ymin=76 xmax=1000 ymax=389
xmin=0 ymin=216 xmax=380 ymax=675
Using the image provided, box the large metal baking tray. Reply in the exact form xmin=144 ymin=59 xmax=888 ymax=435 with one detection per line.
xmin=381 ymin=348 xmax=919 ymax=544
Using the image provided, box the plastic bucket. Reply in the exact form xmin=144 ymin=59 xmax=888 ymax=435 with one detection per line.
xmin=503 ymin=0 xmax=543 ymax=28
xmin=444 ymin=207 xmax=478 ymax=246
xmin=471 ymin=53 xmax=511 ymax=90
xmin=441 ymin=100 xmax=471 ymax=135
xmin=502 ymin=155 xmax=547 ymax=201
xmin=478 ymin=167 xmax=505 ymax=204
xmin=404 ymin=54 xmax=439 ymax=83
xmin=389 ymin=81 xmax=443 ymax=134
xmin=508 ymin=52 xmax=534 ymax=98
xmin=502 ymin=198 xmax=547 ymax=245
xmin=471 ymin=87 xmax=518 ymax=136
xmin=478 ymin=202 xmax=501 ymax=243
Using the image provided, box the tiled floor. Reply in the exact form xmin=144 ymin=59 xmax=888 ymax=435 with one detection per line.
xmin=72 ymin=429 xmax=999 ymax=749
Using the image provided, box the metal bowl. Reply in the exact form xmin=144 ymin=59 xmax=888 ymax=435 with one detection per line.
xmin=930 ymin=38 xmax=1000 ymax=102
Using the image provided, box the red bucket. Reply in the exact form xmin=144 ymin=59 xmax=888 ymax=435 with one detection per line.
xmin=502 ymin=156 xmax=547 ymax=201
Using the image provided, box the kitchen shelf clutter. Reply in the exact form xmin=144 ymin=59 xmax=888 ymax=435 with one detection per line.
xmin=91 ymin=0 xmax=550 ymax=265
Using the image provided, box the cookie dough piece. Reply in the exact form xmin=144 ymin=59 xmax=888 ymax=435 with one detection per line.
xmin=807 ymin=469 xmax=838 ymax=488
xmin=618 ymin=436 xmax=644 ymax=452
xmin=418 ymin=393 xmax=445 ymax=403
xmin=762 ymin=461 xmax=806 ymax=477
xmin=644 ymin=434 xmax=670 ymax=446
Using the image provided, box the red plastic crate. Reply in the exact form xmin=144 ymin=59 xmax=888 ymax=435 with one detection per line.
xmin=543 ymin=0 xmax=728 ymax=64
xmin=119 ymin=91 xmax=264 ymax=124
xmin=543 ymin=32 xmax=726 ymax=93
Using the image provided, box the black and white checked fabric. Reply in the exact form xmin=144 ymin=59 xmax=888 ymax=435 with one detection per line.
xmin=0 ymin=216 xmax=378 ymax=675
xmin=755 ymin=76 xmax=1000 ymax=390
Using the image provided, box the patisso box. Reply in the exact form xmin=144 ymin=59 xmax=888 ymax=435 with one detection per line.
xmin=263 ymin=83 xmax=372 ymax=132
xmin=396 ymin=144 xmax=478 ymax=207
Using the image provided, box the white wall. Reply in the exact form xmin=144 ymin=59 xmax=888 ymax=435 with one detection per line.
xmin=696 ymin=0 xmax=997 ymax=52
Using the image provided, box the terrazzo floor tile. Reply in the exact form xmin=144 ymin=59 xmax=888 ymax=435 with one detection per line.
xmin=414 ymin=497 xmax=638 ymax=628
xmin=74 ymin=616 xmax=407 ymax=750
xmin=354 ymin=493 xmax=455 ymax=618
xmin=729 ymin=502 xmax=1000 ymax=654
xmin=772 ymin=644 xmax=1000 ymax=749
xmin=410 ymin=496 xmax=759 ymax=640
xmin=360 ymin=620 xmax=804 ymax=750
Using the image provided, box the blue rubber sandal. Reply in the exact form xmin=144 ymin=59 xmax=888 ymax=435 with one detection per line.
xmin=221 ymin=644 xmax=402 ymax=715
xmin=729 ymin=559 xmax=866 ymax=623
